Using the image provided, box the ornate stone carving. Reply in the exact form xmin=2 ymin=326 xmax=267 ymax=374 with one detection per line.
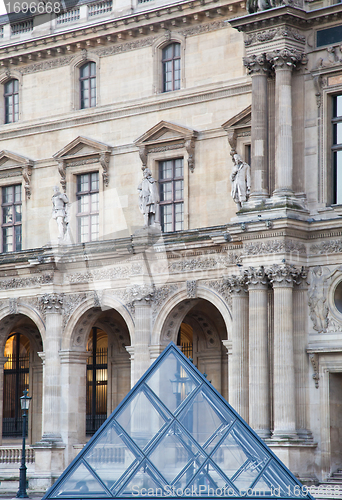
xmin=99 ymin=151 xmax=110 ymax=187
xmin=245 ymin=266 xmax=268 ymax=288
xmin=185 ymin=138 xmax=195 ymax=173
xmin=0 ymin=273 xmax=53 ymax=290
xmin=151 ymin=284 xmax=179 ymax=324
xmin=308 ymin=266 xmax=334 ymax=334
xmin=22 ymin=164 xmax=32 ymax=199
xmin=267 ymin=49 xmax=306 ymax=70
xmin=52 ymin=186 xmax=70 ymax=243
xmin=129 ymin=284 xmax=155 ymax=303
xmin=9 ymin=298 xmax=18 ymax=315
xmin=169 ymin=257 xmax=218 ymax=273
xmin=310 ymin=239 xmax=342 ymax=255
xmin=243 ymin=54 xmax=270 ymax=74
xmin=225 ymin=274 xmax=248 ymax=295
xmin=20 ymin=55 xmax=75 ymax=75
xmin=63 ymin=293 xmax=87 ymax=330
xmin=41 ymin=293 xmax=64 ymax=313
xmin=66 ymin=266 xmax=130 ymax=284
xmin=204 ymin=279 xmax=232 ymax=309
xmin=148 ymin=144 xmax=183 ymax=154
xmin=21 ymin=296 xmax=46 ymax=321
xmin=244 ymin=240 xmax=306 ymax=255
xmin=181 ymin=20 xmax=226 ymax=37
xmin=230 ymin=153 xmax=251 ymax=210
xmin=266 ymin=263 xmax=301 ymax=286
xmin=138 ymin=168 xmax=160 ymax=228
xmin=57 ymin=159 xmax=66 ymax=192
xmin=67 ymin=158 xmax=97 ymax=167
xmin=308 ymin=353 xmax=319 ymax=389
xmin=186 ymin=280 xmax=197 ymax=298
xmin=139 ymin=146 xmax=147 ymax=169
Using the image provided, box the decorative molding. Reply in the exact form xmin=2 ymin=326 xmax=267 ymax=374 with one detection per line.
xmin=9 ymin=298 xmax=18 ymax=315
xmin=243 ymin=54 xmax=270 ymax=75
xmin=204 ymin=279 xmax=232 ymax=310
xmin=185 ymin=138 xmax=195 ymax=173
xmin=130 ymin=284 xmax=155 ymax=304
xmin=266 ymin=263 xmax=302 ymax=287
xmin=180 ymin=20 xmax=227 ymax=37
xmin=67 ymin=158 xmax=97 ymax=168
xmin=0 ymin=151 xmax=34 ymax=199
xmin=186 ymin=280 xmax=197 ymax=298
xmin=21 ymin=296 xmax=46 ymax=321
xmin=309 ymin=353 xmax=319 ymax=389
xmin=57 ymin=159 xmax=66 ymax=193
xmin=245 ymin=266 xmax=268 ymax=288
xmin=63 ymin=293 xmax=88 ymax=330
xmin=244 ymin=240 xmax=306 ymax=256
xmin=66 ymin=265 xmax=131 ymax=284
xmin=267 ymin=49 xmax=307 ymax=70
xmin=244 ymin=27 xmax=305 ymax=47
xmin=169 ymin=257 xmax=218 ymax=273
xmin=225 ymin=274 xmax=248 ymax=295
xmin=148 ymin=143 xmax=183 ymax=154
xmin=41 ymin=293 xmax=64 ymax=313
xmin=151 ymin=284 xmax=179 ymax=324
xmin=19 ymin=55 xmax=75 ymax=75
xmin=22 ymin=165 xmax=33 ymax=199
xmin=99 ymin=151 xmax=110 ymax=187
xmin=0 ymin=272 xmax=53 ymax=290
xmin=310 ymin=239 xmax=342 ymax=255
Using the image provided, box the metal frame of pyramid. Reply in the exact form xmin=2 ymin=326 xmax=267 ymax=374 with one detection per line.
xmin=42 ymin=342 xmax=315 ymax=500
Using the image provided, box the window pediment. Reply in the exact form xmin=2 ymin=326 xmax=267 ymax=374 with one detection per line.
xmin=222 ymin=106 xmax=251 ymax=154
xmin=135 ymin=121 xmax=198 ymax=172
xmin=53 ymin=136 xmax=112 ymax=191
xmin=0 ymin=150 xmax=33 ymax=199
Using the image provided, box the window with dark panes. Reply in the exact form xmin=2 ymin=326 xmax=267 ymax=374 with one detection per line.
xmin=332 ymin=95 xmax=342 ymax=204
xmin=159 ymin=158 xmax=184 ymax=232
xmin=4 ymin=79 xmax=19 ymax=124
xmin=162 ymin=43 xmax=181 ymax=92
xmin=76 ymin=172 xmax=99 ymax=242
xmin=2 ymin=185 xmax=22 ymax=253
xmin=80 ymin=62 xmax=96 ymax=109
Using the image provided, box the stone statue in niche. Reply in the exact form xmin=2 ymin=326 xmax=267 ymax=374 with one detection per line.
xmin=230 ymin=153 xmax=251 ymax=210
xmin=138 ymin=168 xmax=160 ymax=228
xmin=308 ymin=266 xmax=334 ymax=333
xmin=52 ymin=185 xmax=70 ymax=243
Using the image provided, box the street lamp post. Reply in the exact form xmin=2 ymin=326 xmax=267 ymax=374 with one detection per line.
xmin=17 ymin=389 xmax=31 ymax=499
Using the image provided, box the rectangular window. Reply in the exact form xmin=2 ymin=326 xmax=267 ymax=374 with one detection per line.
xmin=159 ymin=158 xmax=184 ymax=232
xmin=4 ymin=79 xmax=19 ymax=124
xmin=332 ymin=95 xmax=342 ymax=204
xmin=2 ymin=185 xmax=22 ymax=253
xmin=76 ymin=172 xmax=99 ymax=243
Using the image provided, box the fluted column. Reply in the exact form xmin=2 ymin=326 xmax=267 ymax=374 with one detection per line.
xmin=269 ymin=50 xmax=304 ymax=197
xmin=226 ymin=276 xmax=249 ymax=422
xmin=293 ymin=270 xmax=312 ymax=439
xmin=267 ymin=265 xmax=299 ymax=439
xmin=244 ymin=55 xmax=270 ymax=199
xmin=246 ymin=267 xmax=270 ymax=438
xmin=39 ymin=294 xmax=64 ymax=442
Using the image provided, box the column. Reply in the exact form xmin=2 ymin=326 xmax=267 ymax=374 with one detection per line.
xmin=247 ymin=267 xmax=270 ymax=438
xmin=39 ymin=293 xmax=64 ymax=442
xmin=270 ymin=49 xmax=303 ymax=197
xmin=0 ymin=356 xmax=8 ymax=445
xmin=293 ymin=271 xmax=312 ymax=439
xmin=59 ymin=349 xmax=89 ymax=464
xmin=244 ymin=54 xmax=269 ymax=199
xmin=268 ymin=265 xmax=298 ymax=439
xmin=226 ymin=276 xmax=249 ymax=422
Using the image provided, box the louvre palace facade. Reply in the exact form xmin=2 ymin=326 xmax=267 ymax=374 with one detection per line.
xmin=0 ymin=0 xmax=341 ymax=490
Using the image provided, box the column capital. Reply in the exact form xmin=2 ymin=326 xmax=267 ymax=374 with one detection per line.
xmin=243 ymin=54 xmax=270 ymax=75
xmin=225 ymin=275 xmax=248 ymax=295
xmin=59 ymin=349 xmax=89 ymax=364
xmin=130 ymin=284 xmax=155 ymax=305
xmin=266 ymin=264 xmax=301 ymax=287
xmin=245 ymin=266 xmax=268 ymax=289
xmin=266 ymin=49 xmax=307 ymax=70
xmin=40 ymin=293 xmax=63 ymax=314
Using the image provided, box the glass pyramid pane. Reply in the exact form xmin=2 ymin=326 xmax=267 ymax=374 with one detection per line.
xmin=261 ymin=461 xmax=307 ymax=498
xmin=149 ymin=422 xmax=205 ymax=483
xmin=178 ymin=387 xmax=235 ymax=447
xmin=187 ymin=462 xmax=239 ymax=497
xmin=250 ymin=476 xmax=275 ymax=496
xmin=117 ymin=462 xmax=166 ymax=497
xmin=83 ymin=423 xmax=139 ymax=490
xmin=146 ymin=350 xmax=200 ymax=412
xmin=50 ymin=462 xmax=109 ymax=497
xmin=212 ymin=422 xmax=268 ymax=488
xmin=116 ymin=388 xmax=168 ymax=450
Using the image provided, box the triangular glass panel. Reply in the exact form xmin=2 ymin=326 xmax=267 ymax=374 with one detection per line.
xmin=50 ymin=461 xmax=110 ymax=497
xmin=43 ymin=343 xmax=315 ymax=500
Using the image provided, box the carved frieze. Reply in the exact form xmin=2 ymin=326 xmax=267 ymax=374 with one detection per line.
xmin=169 ymin=257 xmax=218 ymax=273
xmin=66 ymin=265 xmax=131 ymax=284
xmin=151 ymin=284 xmax=179 ymax=324
xmin=19 ymin=55 xmax=75 ymax=75
xmin=204 ymin=279 xmax=232 ymax=310
xmin=186 ymin=280 xmax=197 ymax=299
xmin=244 ymin=27 xmax=305 ymax=47
xmin=310 ymin=239 xmax=342 ymax=255
xmin=0 ymin=272 xmax=53 ymax=290
xmin=41 ymin=293 xmax=64 ymax=313
xmin=244 ymin=240 xmax=306 ymax=256
xmin=63 ymin=293 xmax=87 ymax=330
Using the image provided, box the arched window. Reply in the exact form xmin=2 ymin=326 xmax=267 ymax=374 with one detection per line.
xmin=4 ymin=79 xmax=19 ymax=123
xmin=86 ymin=327 xmax=108 ymax=435
xmin=3 ymin=333 xmax=30 ymax=436
xmin=162 ymin=43 xmax=181 ymax=93
xmin=80 ymin=62 xmax=96 ymax=109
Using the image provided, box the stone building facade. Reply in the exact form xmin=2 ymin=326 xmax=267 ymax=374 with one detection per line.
xmin=0 ymin=0 xmax=341 ymax=490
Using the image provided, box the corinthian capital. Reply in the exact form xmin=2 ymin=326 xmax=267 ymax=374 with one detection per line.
xmin=225 ymin=274 xmax=248 ymax=295
xmin=245 ymin=266 xmax=268 ymax=288
xmin=266 ymin=264 xmax=300 ymax=287
xmin=41 ymin=293 xmax=64 ymax=313
xmin=243 ymin=54 xmax=270 ymax=75
xmin=267 ymin=49 xmax=306 ymax=70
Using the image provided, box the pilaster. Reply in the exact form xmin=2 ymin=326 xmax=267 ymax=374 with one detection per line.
xmin=0 ymin=356 xmax=8 ymax=445
xmin=246 ymin=267 xmax=270 ymax=438
xmin=226 ymin=275 xmax=249 ymax=422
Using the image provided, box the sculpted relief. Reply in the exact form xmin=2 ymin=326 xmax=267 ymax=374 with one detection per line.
xmin=308 ymin=266 xmax=334 ymax=333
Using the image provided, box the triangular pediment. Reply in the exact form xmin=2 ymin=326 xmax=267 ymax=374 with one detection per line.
xmin=0 ymin=150 xmax=32 ymax=168
xmin=43 ymin=343 xmax=314 ymax=500
xmin=135 ymin=121 xmax=197 ymax=147
xmin=53 ymin=136 xmax=111 ymax=159
xmin=222 ymin=106 xmax=251 ymax=131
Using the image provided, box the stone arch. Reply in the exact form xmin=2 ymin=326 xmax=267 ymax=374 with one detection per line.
xmin=0 ymin=303 xmax=45 ymax=352
xmin=152 ymin=285 xmax=232 ymax=346
xmin=63 ymin=293 xmax=134 ymax=351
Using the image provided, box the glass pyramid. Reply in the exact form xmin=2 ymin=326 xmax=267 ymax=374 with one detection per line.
xmin=43 ymin=342 xmax=314 ymax=500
